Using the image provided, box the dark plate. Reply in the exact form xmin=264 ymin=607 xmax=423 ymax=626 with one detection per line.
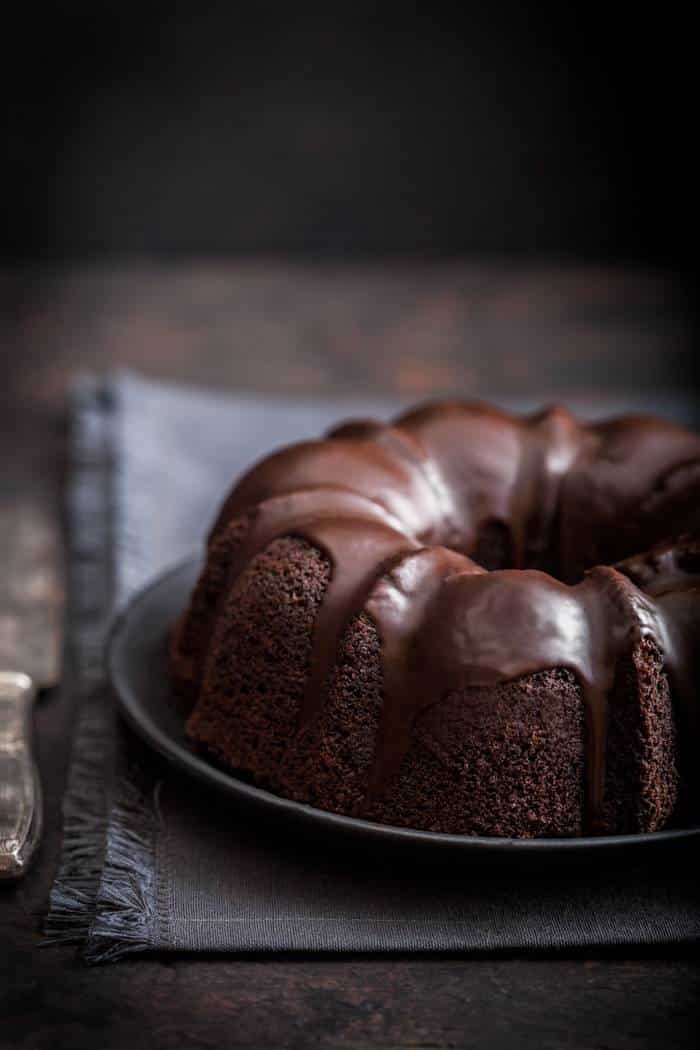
xmin=107 ymin=557 xmax=700 ymax=859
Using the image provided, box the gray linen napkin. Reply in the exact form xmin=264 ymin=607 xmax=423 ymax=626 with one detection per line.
xmin=45 ymin=372 xmax=700 ymax=962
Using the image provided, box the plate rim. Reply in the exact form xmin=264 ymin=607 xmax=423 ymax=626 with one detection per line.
xmin=107 ymin=556 xmax=700 ymax=854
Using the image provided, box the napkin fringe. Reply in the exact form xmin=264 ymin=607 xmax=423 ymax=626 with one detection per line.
xmin=83 ymin=774 xmax=159 ymax=964
xmin=43 ymin=706 xmax=113 ymax=944
xmin=44 ymin=381 xmax=116 ymax=946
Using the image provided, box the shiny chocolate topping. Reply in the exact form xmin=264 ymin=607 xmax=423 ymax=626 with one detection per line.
xmin=209 ymin=403 xmax=700 ymax=832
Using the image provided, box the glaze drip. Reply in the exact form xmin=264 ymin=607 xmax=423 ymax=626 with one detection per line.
xmin=617 ymin=533 xmax=700 ymax=745
xmin=367 ymin=558 xmax=672 ymax=831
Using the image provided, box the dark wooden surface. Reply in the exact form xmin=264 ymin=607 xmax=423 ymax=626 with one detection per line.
xmin=1 ymin=261 xmax=698 ymax=1050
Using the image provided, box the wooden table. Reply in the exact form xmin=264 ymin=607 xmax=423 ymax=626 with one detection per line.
xmin=1 ymin=262 xmax=698 ymax=1049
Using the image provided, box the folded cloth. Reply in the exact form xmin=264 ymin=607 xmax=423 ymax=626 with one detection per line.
xmin=45 ymin=372 xmax=700 ymax=962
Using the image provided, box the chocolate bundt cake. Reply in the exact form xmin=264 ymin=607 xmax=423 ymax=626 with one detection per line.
xmin=171 ymin=402 xmax=700 ymax=837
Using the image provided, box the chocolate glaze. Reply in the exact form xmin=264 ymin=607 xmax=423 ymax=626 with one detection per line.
xmin=366 ymin=557 xmax=672 ymax=832
xmin=206 ymin=403 xmax=700 ymax=832
xmin=617 ymin=533 xmax=700 ymax=748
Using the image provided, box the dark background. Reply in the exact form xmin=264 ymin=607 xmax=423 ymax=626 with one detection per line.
xmin=2 ymin=9 xmax=700 ymax=1049
xmin=3 ymin=3 xmax=696 ymax=265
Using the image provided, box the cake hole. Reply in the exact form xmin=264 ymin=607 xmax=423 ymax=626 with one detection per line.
xmin=676 ymin=547 xmax=700 ymax=575
xmin=471 ymin=520 xmax=513 ymax=571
